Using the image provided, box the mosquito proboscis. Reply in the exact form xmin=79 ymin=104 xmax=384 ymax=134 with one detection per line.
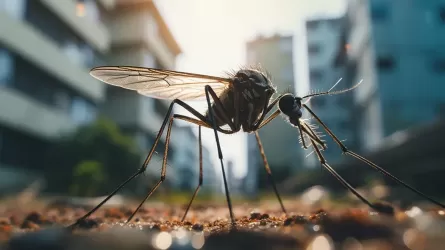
xmin=67 ymin=65 xmax=445 ymax=229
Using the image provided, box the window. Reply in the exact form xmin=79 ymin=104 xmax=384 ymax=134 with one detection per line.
xmin=376 ymin=56 xmax=395 ymax=71
xmin=309 ymin=69 xmax=323 ymax=81
xmin=0 ymin=0 xmax=26 ymax=19
xmin=25 ymin=0 xmax=99 ymax=67
xmin=84 ymin=0 xmax=100 ymax=22
xmin=0 ymin=48 xmax=13 ymax=87
xmin=71 ymin=96 xmax=97 ymax=125
xmin=439 ymin=6 xmax=445 ymax=23
xmin=54 ymin=91 xmax=71 ymax=112
xmin=0 ymin=125 xmax=51 ymax=170
xmin=306 ymin=20 xmax=320 ymax=30
xmin=329 ymin=19 xmax=341 ymax=29
xmin=431 ymin=58 xmax=445 ymax=73
xmin=371 ymin=3 xmax=390 ymax=21
xmin=308 ymin=44 xmax=321 ymax=55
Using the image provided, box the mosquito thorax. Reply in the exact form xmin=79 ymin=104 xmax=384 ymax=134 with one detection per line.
xmin=234 ymin=70 xmax=275 ymax=93
xmin=278 ymin=94 xmax=302 ymax=120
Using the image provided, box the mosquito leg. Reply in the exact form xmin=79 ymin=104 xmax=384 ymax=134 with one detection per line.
xmin=297 ymin=122 xmax=308 ymax=149
xmin=252 ymin=93 xmax=284 ymax=130
xmin=181 ymin=126 xmax=203 ymax=222
xmin=205 ymin=85 xmax=236 ymax=226
xmin=309 ymin=138 xmax=375 ymax=208
xmin=254 ymin=131 xmax=287 ymax=214
xmin=125 ymin=115 xmax=180 ymax=223
xmin=303 ymin=104 xmax=445 ymax=208
xmin=299 ymin=121 xmax=326 ymax=150
xmin=206 ymin=85 xmax=236 ymax=131
xmin=68 ymin=99 xmax=232 ymax=229
xmin=257 ymin=110 xmax=281 ymax=129
xmin=67 ymin=99 xmax=180 ymax=229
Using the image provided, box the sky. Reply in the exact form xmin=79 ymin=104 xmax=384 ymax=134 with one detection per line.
xmin=154 ymin=0 xmax=346 ymax=178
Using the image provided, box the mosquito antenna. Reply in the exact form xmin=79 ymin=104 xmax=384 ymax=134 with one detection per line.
xmin=303 ymin=78 xmax=343 ymax=104
xmin=302 ymin=79 xmax=363 ymax=100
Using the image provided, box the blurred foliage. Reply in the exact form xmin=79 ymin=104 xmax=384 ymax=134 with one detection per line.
xmin=44 ymin=117 xmax=141 ymax=196
xmin=70 ymin=160 xmax=106 ymax=197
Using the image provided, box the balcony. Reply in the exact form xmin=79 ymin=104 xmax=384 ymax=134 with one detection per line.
xmin=0 ymin=87 xmax=76 ymax=140
xmin=0 ymin=13 xmax=105 ymax=101
xmin=40 ymin=0 xmax=110 ymax=53
xmin=108 ymin=9 xmax=177 ymax=69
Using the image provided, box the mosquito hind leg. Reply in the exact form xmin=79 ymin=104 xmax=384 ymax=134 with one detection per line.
xmin=303 ymin=104 xmax=445 ymax=209
xmin=67 ymin=99 xmax=182 ymax=229
xmin=254 ymin=131 xmax=287 ymax=214
xmin=68 ymin=99 xmax=226 ymax=229
xmin=125 ymin=116 xmax=175 ymax=223
xmin=181 ymin=126 xmax=203 ymax=222
xmin=127 ymin=112 xmax=232 ymax=223
xmin=204 ymin=85 xmax=236 ymax=226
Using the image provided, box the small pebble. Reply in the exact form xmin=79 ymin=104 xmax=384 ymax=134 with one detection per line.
xmin=250 ymin=212 xmax=262 ymax=220
xmin=283 ymin=218 xmax=293 ymax=226
xmin=23 ymin=212 xmax=43 ymax=224
xmin=372 ymin=201 xmax=395 ymax=216
xmin=192 ymin=223 xmax=204 ymax=231
xmin=77 ymin=218 xmax=99 ymax=229
xmin=260 ymin=213 xmax=270 ymax=220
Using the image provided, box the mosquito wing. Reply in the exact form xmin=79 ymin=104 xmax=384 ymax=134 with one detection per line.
xmin=90 ymin=66 xmax=232 ymax=101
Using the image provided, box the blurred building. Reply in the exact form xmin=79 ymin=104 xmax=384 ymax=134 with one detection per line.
xmin=305 ymin=16 xmax=356 ymax=164
xmin=100 ymin=0 xmax=182 ymax=186
xmin=333 ymin=0 xmax=382 ymax=152
xmin=170 ymin=125 xmax=198 ymax=190
xmin=0 ymin=0 xmax=195 ymax=196
xmin=0 ymin=0 xmax=114 ymax=191
xmin=335 ymin=0 xmax=445 ymax=153
xmin=201 ymin=145 xmax=219 ymax=194
xmin=245 ymin=35 xmax=303 ymax=191
xmin=225 ymin=159 xmax=242 ymax=195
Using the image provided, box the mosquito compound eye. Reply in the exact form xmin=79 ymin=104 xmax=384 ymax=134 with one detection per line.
xmin=278 ymin=94 xmax=296 ymax=115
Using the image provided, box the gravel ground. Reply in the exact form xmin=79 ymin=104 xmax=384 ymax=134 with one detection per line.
xmin=0 ymin=196 xmax=445 ymax=250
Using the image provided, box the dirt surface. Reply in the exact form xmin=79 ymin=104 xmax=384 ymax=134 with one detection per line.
xmin=0 ymin=197 xmax=445 ymax=250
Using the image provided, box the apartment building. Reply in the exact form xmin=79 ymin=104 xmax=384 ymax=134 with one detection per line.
xmin=92 ymin=0 xmax=183 ymax=185
xmin=0 ymin=0 xmax=186 ymax=194
xmin=0 ymin=0 xmax=115 ymax=190
xmin=334 ymin=0 xmax=445 ymax=153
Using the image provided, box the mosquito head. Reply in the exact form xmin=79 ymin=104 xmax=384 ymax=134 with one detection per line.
xmin=278 ymin=94 xmax=302 ymax=124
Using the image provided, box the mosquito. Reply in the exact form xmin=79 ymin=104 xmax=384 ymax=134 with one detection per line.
xmin=68 ymin=65 xmax=445 ymax=229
